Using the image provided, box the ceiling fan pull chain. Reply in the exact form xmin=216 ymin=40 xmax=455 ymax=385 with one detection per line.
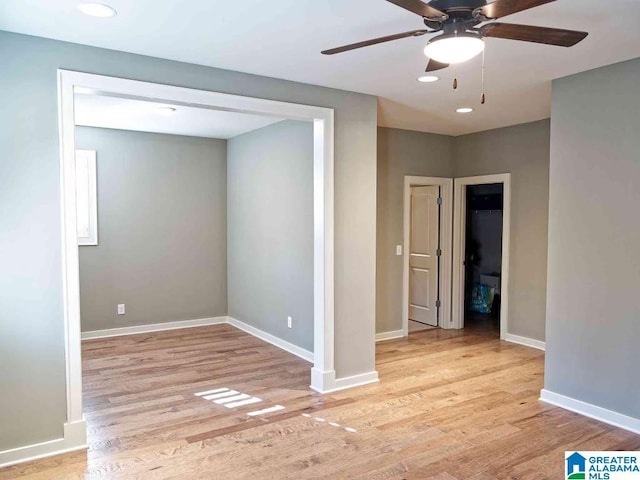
xmin=448 ymin=27 xmax=458 ymax=90
xmin=481 ymin=48 xmax=486 ymax=104
xmin=453 ymin=30 xmax=458 ymax=90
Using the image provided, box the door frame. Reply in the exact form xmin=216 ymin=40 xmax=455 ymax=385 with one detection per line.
xmin=402 ymin=176 xmax=454 ymax=336
xmin=452 ymin=174 xmax=511 ymax=338
xmin=57 ymin=70 xmax=337 ymax=441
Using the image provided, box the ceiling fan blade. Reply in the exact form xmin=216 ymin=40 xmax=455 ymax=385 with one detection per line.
xmin=480 ymin=23 xmax=588 ymax=47
xmin=386 ymin=0 xmax=447 ymax=19
xmin=321 ymin=29 xmax=429 ymax=55
xmin=478 ymin=0 xmax=556 ymax=19
xmin=426 ymin=59 xmax=449 ymax=72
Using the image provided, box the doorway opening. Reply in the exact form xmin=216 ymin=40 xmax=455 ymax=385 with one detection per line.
xmin=57 ymin=71 xmax=337 ymax=446
xmin=463 ymin=183 xmax=504 ymax=335
xmin=452 ymin=174 xmax=511 ymax=339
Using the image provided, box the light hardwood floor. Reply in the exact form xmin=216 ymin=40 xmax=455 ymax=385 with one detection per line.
xmin=1 ymin=324 xmax=638 ymax=479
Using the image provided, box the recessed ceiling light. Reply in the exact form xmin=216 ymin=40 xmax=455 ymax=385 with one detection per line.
xmin=417 ymin=75 xmax=440 ymax=83
xmin=157 ymin=106 xmax=177 ymax=116
xmin=456 ymin=107 xmax=474 ymax=114
xmin=77 ymin=3 xmax=117 ymax=18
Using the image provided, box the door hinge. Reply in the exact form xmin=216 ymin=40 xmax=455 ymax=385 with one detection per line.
xmin=436 ymin=248 xmax=442 ymax=257
xmin=437 ymin=197 xmax=443 ymax=205
xmin=436 ymin=300 xmax=441 ymax=308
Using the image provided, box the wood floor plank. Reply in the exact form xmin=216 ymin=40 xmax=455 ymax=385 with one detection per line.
xmin=1 ymin=324 xmax=637 ymax=479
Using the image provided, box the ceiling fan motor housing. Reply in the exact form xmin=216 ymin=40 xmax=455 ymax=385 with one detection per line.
xmin=423 ymin=0 xmax=488 ymax=31
xmin=429 ymin=0 xmax=488 ymax=14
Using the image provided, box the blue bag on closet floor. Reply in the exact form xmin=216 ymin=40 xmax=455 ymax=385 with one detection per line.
xmin=470 ymin=284 xmax=495 ymax=313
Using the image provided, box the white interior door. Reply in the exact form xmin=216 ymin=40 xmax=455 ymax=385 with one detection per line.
xmin=409 ymin=185 xmax=440 ymax=329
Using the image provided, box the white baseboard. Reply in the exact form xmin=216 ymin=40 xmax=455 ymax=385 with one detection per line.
xmin=503 ymin=333 xmax=545 ymax=351
xmin=82 ymin=315 xmax=313 ymax=363
xmin=332 ymin=371 xmax=380 ymax=393
xmin=310 ymin=367 xmax=337 ymax=393
xmin=81 ymin=315 xmax=381 ymax=394
xmin=0 ymin=420 xmax=87 ymax=469
xmin=81 ymin=316 xmax=228 ymax=340
xmin=540 ymin=389 xmax=640 ymax=435
xmin=311 ymin=370 xmax=380 ymax=394
xmin=375 ymin=330 xmax=405 ymax=342
xmin=227 ymin=316 xmax=314 ymax=363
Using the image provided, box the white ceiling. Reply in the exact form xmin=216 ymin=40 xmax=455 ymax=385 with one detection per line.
xmin=2 ymin=0 xmax=640 ymax=135
xmin=74 ymin=93 xmax=284 ymax=139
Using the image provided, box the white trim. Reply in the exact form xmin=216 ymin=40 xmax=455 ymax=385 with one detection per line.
xmin=375 ymin=330 xmax=405 ymax=342
xmin=312 ymin=113 xmax=336 ymax=392
xmin=57 ymin=70 xmax=336 ymax=435
xmin=402 ymin=176 xmax=454 ymax=336
xmin=82 ymin=315 xmax=315 ymax=362
xmin=84 ymin=317 xmax=378 ymax=395
xmin=58 ymin=70 xmax=84 ymax=433
xmin=227 ymin=316 xmax=314 ymax=363
xmin=452 ymin=174 xmax=511 ymax=339
xmin=0 ymin=421 xmax=86 ymax=469
xmin=540 ymin=389 xmax=640 ymax=435
xmin=75 ymin=150 xmax=98 ymax=246
xmin=311 ymin=371 xmax=380 ymax=394
xmin=84 ymin=314 xmax=369 ymax=393
xmin=81 ymin=316 xmax=228 ymax=340
xmin=503 ymin=334 xmax=545 ymax=351
xmin=311 ymin=368 xmax=337 ymax=393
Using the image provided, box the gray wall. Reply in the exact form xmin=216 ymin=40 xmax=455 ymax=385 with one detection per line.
xmin=544 ymin=58 xmax=640 ymax=418
xmin=376 ymin=123 xmax=549 ymax=339
xmin=376 ymin=127 xmax=453 ymax=333
xmin=0 ymin=31 xmax=377 ymax=453
xmin=454 ymin=120 xmax=551 ymax=341
xmin=76 ymin=127 xmax=227 ymax=332
xmin=227 ymin=121 xmax=314 ymax=352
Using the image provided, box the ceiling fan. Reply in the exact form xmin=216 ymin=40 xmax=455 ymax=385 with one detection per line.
xmin=321 ymin=0 xmax=589 ymax=74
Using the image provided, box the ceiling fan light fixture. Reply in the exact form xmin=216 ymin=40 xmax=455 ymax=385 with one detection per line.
xmin=424 ymin=34 xmax=485 ymax=65
xmin=456 ymin=107 xmax=474 ymax=114
xmin=417 ymin=75 xmax=440 ymax=83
